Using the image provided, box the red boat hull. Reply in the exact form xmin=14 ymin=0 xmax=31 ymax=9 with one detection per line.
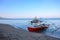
xmin=28 ymin=26 xmax=48 ymax=32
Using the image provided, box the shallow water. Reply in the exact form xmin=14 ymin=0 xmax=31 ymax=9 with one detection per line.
xmin=0 ymin=19 xmax=60 ymax=38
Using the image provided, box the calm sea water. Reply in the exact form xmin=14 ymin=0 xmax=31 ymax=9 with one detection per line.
xmin=0 ymin=19 xmax=60 ymax=38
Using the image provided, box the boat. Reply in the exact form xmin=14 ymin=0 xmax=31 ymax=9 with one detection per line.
xmin=28 ymin=17 xmax=49 ymax=32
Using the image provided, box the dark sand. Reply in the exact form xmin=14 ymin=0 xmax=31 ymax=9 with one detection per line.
xmin=0 ymin=24 xmax=60 ymax=40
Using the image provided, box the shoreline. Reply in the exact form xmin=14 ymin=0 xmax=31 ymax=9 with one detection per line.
xmin=0 ymin=23 xmax=60 ymax=40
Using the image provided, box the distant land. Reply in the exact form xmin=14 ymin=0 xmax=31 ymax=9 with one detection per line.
xmin=0 ymin=17 xmax=32 ymax=20
xmin=44 ymin=18 xmax=60 ymax=20
xmin=0 ymin=17 xmax=60 ymax=20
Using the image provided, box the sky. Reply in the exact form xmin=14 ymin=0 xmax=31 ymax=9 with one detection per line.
xmin=0 ymin=0 xmax=60 ymax=18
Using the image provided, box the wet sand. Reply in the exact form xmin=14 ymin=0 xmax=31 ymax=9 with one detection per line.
xmin=0 ymin=23 xmax=60 ymax=40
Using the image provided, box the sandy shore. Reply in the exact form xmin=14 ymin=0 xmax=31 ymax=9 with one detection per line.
xmin=0 ymin=23 xmax=60 ymax=40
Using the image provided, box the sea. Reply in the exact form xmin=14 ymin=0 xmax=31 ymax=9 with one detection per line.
xmin=0 ymin=18 xmax=60 ymax=38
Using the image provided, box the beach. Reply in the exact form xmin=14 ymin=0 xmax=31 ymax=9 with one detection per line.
xmin=0 ymin=23 xmax=60 ymax=40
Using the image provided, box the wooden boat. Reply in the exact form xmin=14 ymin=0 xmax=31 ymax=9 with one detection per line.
xmin=27 ymin=17 xmax=49 ymax=32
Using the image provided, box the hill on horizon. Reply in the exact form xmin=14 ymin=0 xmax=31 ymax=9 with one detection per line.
xmin=0 ymin=17 xmax=60 ymax=20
